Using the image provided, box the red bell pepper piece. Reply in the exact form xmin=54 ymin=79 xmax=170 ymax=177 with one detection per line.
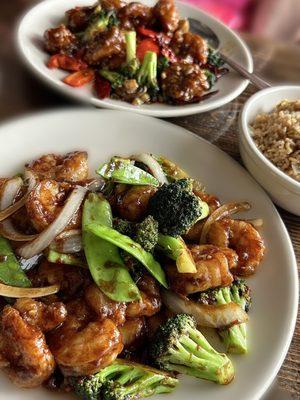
xmin=63 ymin=69 xmax=95 ymax=87
xmin=47 ymin=54 xmax=88 ymax=71
xmin=136 ymin=39 xmax=160 ymax=61
xmin=95 ymin=75 xmax=111 ymax=99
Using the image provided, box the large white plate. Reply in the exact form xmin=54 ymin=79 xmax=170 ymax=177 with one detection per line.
xmin=17 ymin=0 xmax=253 ymax=117
xmin=0 ymin=110 xmax=297 ymax=400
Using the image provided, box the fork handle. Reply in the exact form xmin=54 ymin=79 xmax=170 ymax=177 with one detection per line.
xmin=220 ymin=52 xmax=271 ymax=90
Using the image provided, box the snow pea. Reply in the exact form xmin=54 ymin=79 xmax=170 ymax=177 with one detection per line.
xmin=82 ymin=193 xmax=140 ymax=302
xmin=47 ymin=250 xmax=87 ymax=268
xmin=97 ymin=157 xmax=159 ymax=186
xmin=86 ymin=223 xmax=168 ymax=288
xmin=0 ymin=237 xmax=31 ymax=287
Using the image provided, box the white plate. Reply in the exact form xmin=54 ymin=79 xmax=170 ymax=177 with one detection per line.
xmin=17 ymin=0 xmax=253 ymax=117
xmin=0 ymin=109 xmax=297 ymax=400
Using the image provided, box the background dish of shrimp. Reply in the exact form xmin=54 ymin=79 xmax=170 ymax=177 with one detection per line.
xmin=0 ymin=108 xmax=297 ymax=400
xmin=17 ymin=0 xmax=253 ymax=117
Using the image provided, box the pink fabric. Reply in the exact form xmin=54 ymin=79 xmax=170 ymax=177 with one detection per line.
xmin=184 ymin=0 xmax=252 ymax=30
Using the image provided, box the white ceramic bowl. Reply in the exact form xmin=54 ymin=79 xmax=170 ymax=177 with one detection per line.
xmin=17 ymin=0 xmax=253 ymax=117
xmin=239 ymin=85 xmax=300 ymax=215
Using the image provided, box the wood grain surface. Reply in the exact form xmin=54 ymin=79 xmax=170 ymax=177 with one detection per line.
xmin=0 ymin=2 xmax=299 ymax=397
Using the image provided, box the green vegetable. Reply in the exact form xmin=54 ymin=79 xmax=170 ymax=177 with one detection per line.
xmin=97 ymin=157 xmax=159 ymax=186
xmin=197 ymin=279 xmax=251 ymax=354
xmin=99 ymin=70 xmax=125 ymax=89
xmin=149 ymin=314 xmax=234 ymax=385
xmin=204 ymin=69 xmax=217 ymax=88
xmin=157 ymin=56 xmax=169 ymax=75
xmin=137 ymin=51 xmax=159 ymax=95
xmin=121 ymin=31 xmax=140 ymax=78
xmin=83 ymin=7 xmax=119 ymax=42
xmin=70 ymin=359 xmax=178 ymax=400
xmin=114 ymin=216 xmax=158 ymax=253
xmin=148 ymin=178 xmax=209 ymax=237
xmin=207 ymin=48 xmax=224 ymax=68
xmin=82 ymin=194 xmax=140 ymax=302
xmin=125 ymin=31 xmax=136 ymax=63
xmin=0 ymin=237 xmax=31 ymax=287
xmin=157 ymin=233 xmax=196 ymax=273
xmin=47 ymin=250 xmax=87 ymax=268
xmin=134 ymin=216 xmax=158 ymax=253
xmin=86 ymin=223 xmax=168 ymax=288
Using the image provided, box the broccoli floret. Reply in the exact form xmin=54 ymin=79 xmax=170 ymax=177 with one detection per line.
xmin=197 ymin=279 xmax=251 ymax=354
xmin=114 ymin=216 xmax=158 ymax=253
xmin=149 ymin=314 xmax=234 ymax=384
xmin=120 ymin=31 xmax=140 ymax=78
xmin=99 ymin=70 xmax=124 ymax=89
xmin=207 ymin=48 xmax=224 ymax=68
xmin=113 ymin=218 xmax=135 ymax=237
xmin=83 ymin=7 xmax=119 ymax=42
xmin=149 ymin=314 xmax=234 ymax=385
xmin=70 ymin=360 xmax=178 ymax=400
xmin=135 ymin=216 xmax=158 ymax=253
xmin=137 ymin=51 xmax=159 ymax=96
xmin=148 ymin=179 xmax=209 ymax=237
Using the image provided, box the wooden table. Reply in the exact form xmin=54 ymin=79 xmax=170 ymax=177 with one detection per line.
xmin=0 ymin=2 xmax=299 ymax=397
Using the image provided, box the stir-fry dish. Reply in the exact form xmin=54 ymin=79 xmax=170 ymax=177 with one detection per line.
xmin=43 ymin=0 xmax=226 ymax=105
xmin=0 ymin=151 xmax=265 ymax=398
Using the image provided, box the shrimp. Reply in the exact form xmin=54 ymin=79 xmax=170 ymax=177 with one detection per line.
xmin=207 ymin=218 xmax=265 ymax=276
xmin=14 ymin=298 xmax=67 ymax=332
xmin=26 ymin=151 xmax=88 ymax=182
xmin=165 ymin=244 xmax=233 ymax=295
xmin=25 ymin=180 xmax=82 ymax=232
xmin=84 ymin=283 xmax=127 ymax=326
xmin=31 ymin=260 xmax=90 ymax=300
xmin=0 ymin=306 xmax=55 ymax=388
xmin=110 ymin=184 xmax=157 ymax=222
xmin=119 ymin=317 xmax=145 ymax=348
xmin=48 ymin=302 xmax=123 ymax=376
xmin=126 ymin=275 xmax=161 ymax=318
xmin=153 ymin=0 xmax=179 ymax=32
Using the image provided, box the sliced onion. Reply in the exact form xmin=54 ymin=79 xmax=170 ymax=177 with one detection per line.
xmin=200 ymin=202 xmax=251 ymax=244
xmin=17 ymin=186 xmax=87 ymax=259
xmin=0 ymin=175 xmax=37 ymax=241
xmin=0 ymin=282 xmax=60 ymax=298
xmin=86 ymin=178 xmax=105 ymax=192
xmin=132 ymin=153 xmax=169 ymax=185
xmin=162 ymin=290 xmax=248 ymax=329
xmin=50 ymin=229 xmax=82 ymax=253
xmin=0 ymin=170 xmax=38 ymax=222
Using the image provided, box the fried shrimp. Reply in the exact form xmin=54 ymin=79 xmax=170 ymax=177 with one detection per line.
xmin=27 ymin=151 xmax=88 ymax=181
xmin=126 ymin=275 xmax=161 ymax=318
xmin=25 ymin=180 xmax=81 ymax=232
xmin=207 ymin=218 xmax=265 ymax=276
xmin=166 ymin=244 xmax=233 ymax=295
xmin=48 ymin=310 xmax=123 ymax=376
xmin=14 ymin=298 xmax=67 ymax=332
xmin=119 ymin=317 xmax=145 ymax=348
xmin=0 ymin=306 xmax=55 ymax=388
xmin=31 ymin=260 xmax=90 ymax=300
xmin=84 ymin=283 xmax=126 ymax=326
xmin=110 ymin=184 xmax=157 ymax=222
